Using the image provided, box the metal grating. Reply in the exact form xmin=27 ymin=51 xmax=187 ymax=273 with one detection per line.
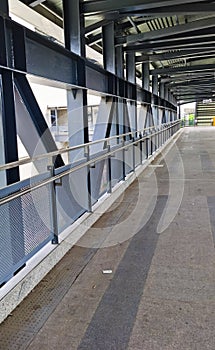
xmin=22 ymin=184 xmax=52 ymax=255
xmin=90 ymin=159 xmax=108 ymax=204
xmin=0 ymin=199 xmax=25 ymax=284
xmin=0 ymin=183 xmax=52 ymax=286
xmin=111 ymin=149 xmax=124 ymax=187
xmin=124 ymin=142 xmax=133 ymax=175
xmin=56 ymin=166 xmax=88 ymax=233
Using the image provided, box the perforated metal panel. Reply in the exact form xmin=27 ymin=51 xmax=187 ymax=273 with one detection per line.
xmin=111 ymin=149 xmax=124 ymax=188
xmin=56 ymin=166 xmax=88 ymax=233
xmin=22 ymin=184 xmax=52 ymax=255
xmin=142 ymin=139 xmax=147 ymax=160
xmin=134 ymin=142 xmax=141 ymax=167
xmin=0 ymin=183 xmax=52 ymax=286
xmin=0 ymin=199 xmax=25 ymax=284
xmin=90 ymin=159 xmax=108 ymax=204
xmin=124 ymin=143 xmax=133 ymax=175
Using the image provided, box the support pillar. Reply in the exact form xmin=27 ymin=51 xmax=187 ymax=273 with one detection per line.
xmin=126 ymin=52 xmax=137 ymax=133
xmin=1 ymin=71 xmax=19 ymax=184
xmin=63 ymin=0 xmax=88 ymax=160
xmin=92 ymin=22 xmax=117 ymax=147
xmin=116 ymin=46 xmax=124 ymax=136
xmin=0 ymin=0 xmax=9 ymax=17
xmin=164 ymin=84 xmax=169 ymax=101
xmin=159 ymin=82 xmax=165 ymax=99
xmin=142 ymin=62 xmax=150 ymax=91
xmin=0 ymin=71 xmax=25 ymax=279
xmin=116 ymin=46 xmax=124 ymax=79
xmin=164 ymin=84 xmax=170 ymax=122
xmin=102 ymin=22 xmax=115 ymax=73
xmin=152 ymin=75 xmax=159 ymax=126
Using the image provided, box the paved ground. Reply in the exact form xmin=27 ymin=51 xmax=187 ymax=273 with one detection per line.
xmin=1 ymin=126 xmax=215 ymax=349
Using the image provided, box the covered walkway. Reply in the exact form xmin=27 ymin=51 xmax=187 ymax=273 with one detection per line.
xmin=1 ymin=126 xmax=215 ymax=350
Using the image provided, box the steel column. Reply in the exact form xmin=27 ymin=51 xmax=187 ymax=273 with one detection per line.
xmin=102 ymin=22 xmax=115 ymax=74
xmin=152 ymin=75 xmax=159 ymax=126
xmin=126 ymin=52 xmax=136 ymax=84
xmin=1 ymin=71 xmax=20 ymax=184
xmin=0 ymin=0 xmax=9 ymax=17
xmin=164 ymin=84 xmax=169 ymax=101
xmin=0 ymin=77 xmax=6 ymax=187
xmin=159 ymin=82 xmax=165 ymax=98
xmin=126 ymin=52 xmax=137 ymax=133
xmin=62 ymin=0 xmax=84 ymax=56
xmin=63 ymin=0 xmax=89 ymax=160
xmin=116 ymin=46 xmax=125 ymax=139
xmin=152 ymin=75 xmax=158 ymax=96
xmin=116 ymin=46 xmax=124 ymax=79
xmin=0 ymin=71 xmax=26 ymax=275
xmin=142 ymin=62 xmax=150 ymax=91
xmin=102 ymin=22 xmax=118 ymax=140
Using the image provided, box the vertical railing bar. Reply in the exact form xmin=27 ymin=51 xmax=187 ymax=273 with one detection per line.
xmin=85 ymin=145 xmax=92 ymax=212
xmin=107 ymin=142 xmax=112 ymax=193
xmin=48 ymin=162 xmax=59 ymax=245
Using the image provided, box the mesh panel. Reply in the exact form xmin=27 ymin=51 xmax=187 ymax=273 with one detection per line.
xmin=22 ymin=184 xmax=52 ymax=255
xmin=124 ymin=143 xmax=133 ymax=175
xmin=56 ymin=166 xmax=88 ymax=233
xmin=142 ymin=140 xmax=147 ymax=160
xmin=111 ymin=149 xmax=124 ymax=188
xmin=90 ymin=159 xmax=108 ymax=204
xmin=0 ymin=201 xmax=21 ymax=283
xmin=0 ymin=184 xmax=52 ymax=285
xmin=134 ymin=142 xmax=141 ymax=167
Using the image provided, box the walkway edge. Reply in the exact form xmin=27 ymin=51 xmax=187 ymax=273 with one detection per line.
xmin=0 ymin=128 xmax=183 ymax=324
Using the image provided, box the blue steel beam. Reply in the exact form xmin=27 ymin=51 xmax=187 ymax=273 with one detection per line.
xmin=63 ymin=0 xmax=89 ymax=151
xmin=0 ymin=0 xmax=8 ymax=17
xmin=14 ymin=74 xmax=64 ymax=168
xmin=1 ymin=70 xmax=20 ymax=184
xmin=0 ymin=16 xmax=177 ymax=110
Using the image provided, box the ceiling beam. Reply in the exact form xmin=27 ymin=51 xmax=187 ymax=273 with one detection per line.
xmin=119 ymin=3 xmax=215 ymax=16
xmin=29 ymin=0 xmax=46 ymax=7
xmin=151 ymin=63 xmax=215 ymax=75
xmin=82 ymin=0 xmax=212 ymax=14
xmin=116 ymin=16 xmax=215 ymax=45
xmin=124 ymin=37 xmax=215 ymax=52
xmin=136 ymin=50 xmax=215 ymax=63
xmin=160 ymin=73 xmax=215 ymax=83
xmin=169 ymin=79 xmax=215 ymax=88
xmin=85 ymin=20 xmax=110 ymax=34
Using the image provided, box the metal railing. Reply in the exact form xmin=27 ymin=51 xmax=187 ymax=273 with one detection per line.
xmin=0 ymin=120 xmax=181 ymax=287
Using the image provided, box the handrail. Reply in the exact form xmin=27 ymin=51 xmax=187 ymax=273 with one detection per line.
xmin=0 ymin=120 xmax=180 ymax=172
xmin=0 ymin=120 xmax=181 ymax=206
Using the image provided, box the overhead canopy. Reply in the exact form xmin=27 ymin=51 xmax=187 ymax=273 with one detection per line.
xmin=19 ymin=0 xmax=215 ymax=104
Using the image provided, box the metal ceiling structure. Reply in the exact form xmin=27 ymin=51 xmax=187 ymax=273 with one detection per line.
xmin=19 ymin=0 xmax=215 ymax=104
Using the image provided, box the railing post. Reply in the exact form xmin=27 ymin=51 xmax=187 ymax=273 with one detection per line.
xmin=48 ymin=163 xmax=59 ymax=245
xmin=85 ymin=145 xmax=92 ymax=212
xmin=155 ymin=129 xmax=158 ymax=151
xmin=146 ymin=135 xmax=149 ymax=159
xmin=150 ymin=130 xmax=153 ymax=156
xmin=132 ymin=134 xmax=135 ymax=171
xmin=122 ymin=137 xmax=126 ymax=180
xmin=139 ymin=133 xmax=143 ymax=164
xmin=157 ymin=128 xmax=160 ymax=149
xmin=107 ymin=142 xmax=112 ymax=193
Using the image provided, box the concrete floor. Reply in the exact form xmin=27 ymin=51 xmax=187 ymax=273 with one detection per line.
xmin=1 ymin=126 xmax=215 ymax=350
